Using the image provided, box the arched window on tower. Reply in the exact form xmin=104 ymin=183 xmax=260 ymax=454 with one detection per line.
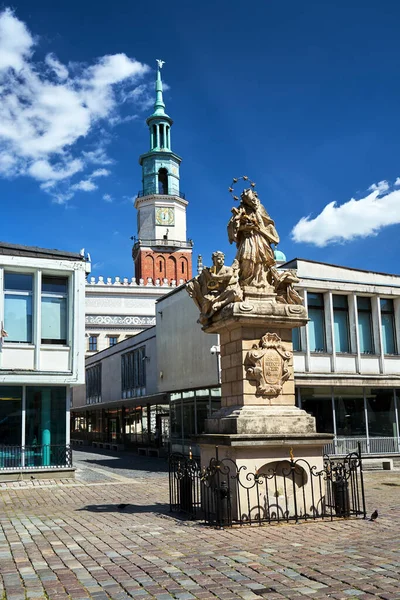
xmin=152 ymin=125 xmax=157 ymax=148
xmin=158 ymin=168 xmax=168 ymax=194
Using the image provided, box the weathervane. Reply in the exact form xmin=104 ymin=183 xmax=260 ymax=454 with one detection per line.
xmin=156 ymin=59 xmax=165 ymax=69
xmin=228 ymin=175 xmax=257 ymax=201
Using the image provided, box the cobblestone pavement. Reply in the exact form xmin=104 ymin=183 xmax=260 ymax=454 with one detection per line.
xmin=1 ymin=448 xmax=400 ymax=600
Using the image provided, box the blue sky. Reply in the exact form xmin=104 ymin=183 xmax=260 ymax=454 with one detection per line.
xmin=1 ymin=1 xmax=400 ymax=277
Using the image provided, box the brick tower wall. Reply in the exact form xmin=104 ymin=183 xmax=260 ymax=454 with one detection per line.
xmin=135 ymin=249 xmax=192 ymax=283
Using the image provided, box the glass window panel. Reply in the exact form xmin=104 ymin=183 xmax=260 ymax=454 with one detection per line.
xmin=300 ymin=387 xmax=334 ymax=434
xmin=196 ymin=397 xmax=209 ymax=435
xmin=380 ymin=298 xmax=394 ymax=313
xmin=0 ymin=386 xmax=22 ymax=445
xmin=381 ymin=314 xmax=396 ymax=354
xmin=182 ymin=399 xmax=195 ymax=437
xmin=4 ymin=294 xmax=32 ymax=342
xmin=334 ymin=387 xmax=366 ymax=436
xmin=4 ymin=273 xmax=32 ymax=291
xmin=308 ymin=292 xmax=324 ymax=307
xmin=170 ymin=399 xmax=182 ymax=441
xmin=357 ymin=297 xmax=371 ymax=310
xmin=292 ymin=327 xmax=301 ymax=352
xmin=366 ymin=388 xmax=396 ymax=437
xmin=25 ymin=387 xmax=66 ymax=466
xmin=333 ymin=295 xmax=348 ymax=309
xmin=334 ymin=310 xmax=349 ymax=353
xmin=308 ymin=307 xmax=326 ymax=352
xmin=42 ymin=276 xmax=68 ymax=294
xmin=358 ymin=312 xmax=374 ymax=353
xmin=41 ymin=297 xmax=67 ymax=343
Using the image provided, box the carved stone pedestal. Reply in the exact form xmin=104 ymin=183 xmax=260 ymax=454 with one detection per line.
xmin=196 ymin=306 xmax=333 ymax=522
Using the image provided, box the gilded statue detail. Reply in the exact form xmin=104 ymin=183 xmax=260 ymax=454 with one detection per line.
xmin=186 ymin=177 xmax=304 ymax=325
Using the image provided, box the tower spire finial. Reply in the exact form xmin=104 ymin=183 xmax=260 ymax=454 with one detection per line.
xmin=153 ymin=59 xmax=167 ymax=117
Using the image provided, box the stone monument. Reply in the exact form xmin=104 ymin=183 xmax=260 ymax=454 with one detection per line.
xmin=186 ymin=177 xmax=333 ymax=519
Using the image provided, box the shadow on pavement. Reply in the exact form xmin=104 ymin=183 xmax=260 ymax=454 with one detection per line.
xmin=73 ymin=447 xmax=169 ymax=473
xmin=77 ymin=502 xmax=170 ymax=514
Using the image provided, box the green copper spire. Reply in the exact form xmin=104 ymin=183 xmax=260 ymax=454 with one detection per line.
xmin=139 ymin=60 xmax=182 ymax=197
xmin=151 ymin=59 xmax=169 ymax=118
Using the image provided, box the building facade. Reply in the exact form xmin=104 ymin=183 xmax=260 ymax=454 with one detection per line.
xmin=0 ymin=242 xmax=89 ymax=478
xmin=72 ymin=258 xmax=400 ymax=457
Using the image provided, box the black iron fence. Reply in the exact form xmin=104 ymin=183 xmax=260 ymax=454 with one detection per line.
xmin=169 ymin=445 xmax=366 ymax=527
xmin=0 ymin=445 xmax=72 ymax=470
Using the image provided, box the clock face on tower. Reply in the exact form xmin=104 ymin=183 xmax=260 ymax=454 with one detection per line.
xmin=155 ymin=206 xmax=175 ymax=226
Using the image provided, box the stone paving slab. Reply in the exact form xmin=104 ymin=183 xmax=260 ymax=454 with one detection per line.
xmin=0 ymin=451 xmax=399 ymax=599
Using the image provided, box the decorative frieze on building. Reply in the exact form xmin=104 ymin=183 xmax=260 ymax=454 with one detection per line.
xmin=86 ymin=315 xmax=156 ymax=326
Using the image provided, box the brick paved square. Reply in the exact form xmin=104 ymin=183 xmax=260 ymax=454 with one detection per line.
xmin=0 ymin=451 xmax=400 ymax=599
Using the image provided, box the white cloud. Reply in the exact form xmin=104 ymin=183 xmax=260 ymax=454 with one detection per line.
xmin=45 ymin=53 xmax=68 ymax=80
xmin=0 ymin=7 xmax=150 ymax=203
xmin=103 ymin=193 xmax=112 ymax=202
xmin=72 ymin=179 xmax=97 ymax=192
xmin=368 ymin=180 xmax=389 ymax=193
xmin=395 ymin=177 xmax=400 ymax=186
xmin=92 ymin=168 xmax=110 ymax=178
xmin=291 ymin=180 xmax=400 ymax=247
xmin=29 ymin=158 xmax=83 ymax=181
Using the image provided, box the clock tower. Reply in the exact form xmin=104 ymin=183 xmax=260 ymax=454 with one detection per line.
xmin=133 ymin=61 xmax=193 ymax=284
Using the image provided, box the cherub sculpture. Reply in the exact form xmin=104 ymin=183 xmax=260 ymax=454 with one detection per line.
xmin=186 ymin=251 xmax=242 ymax=325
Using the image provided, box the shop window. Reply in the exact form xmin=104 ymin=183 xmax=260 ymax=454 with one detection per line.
xmin=86 ymin=364 xmax=102 ymax=404
xmin=334 ymin=387 xmax=366 ymax=437
xmin=333 ymin=295 xmax=350 ymax=353
xmin=41 ymin=276 xmax=68 ymax=345
xmin=25 ymin=387 xmax=67 ymax=466
xmin=121 ymin=346 xmax=146 ymax=398
xmin=357 ymin=297 xmax=374 ymax=354
xmin=300 ymin=387 xmax=334 ymax=434
xmin=366 ymin=388 xmax=396 ymax=437
xmin=0 ymin=386 xmax=22 ymax=446
xmin=88 ymin=336 xmax=98 ymax=352
xmin=380 ymin=298 xmax=397 ymax=355
xmin=4 ymin=272 xmax=33 ymax=343
xmin=307 ymin=293 xmax=326 ymax=352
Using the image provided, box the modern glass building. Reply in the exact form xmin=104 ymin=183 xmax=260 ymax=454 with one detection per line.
xmin=0 ymin=242 xmax=89 ymax=477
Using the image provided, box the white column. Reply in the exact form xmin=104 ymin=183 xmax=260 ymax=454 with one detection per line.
xmin=34 ymin=270 xmax=42 ymax=370
xmin=303 ymin=289 xmax=310 ymax=373
xmin=66 ymin=387 xmax=71 ymax=447
xmin=374 ymin=296 xmax=385 ymax=374
xmin=394 ymin=389 xmax=400 ymax=453
xmin=21 ymin=386 xmax=26 ymax=468
xmin=351 ymin=294 xmax=361 ymax=374
xmin=326 ymin=291 xmax=336 ymax=373
xmin=364 ymin=387 xmax=370 ymax=454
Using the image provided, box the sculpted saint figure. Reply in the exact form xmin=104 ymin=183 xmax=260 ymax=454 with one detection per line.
xmin=186 ymin=251 xmax=242 ymax=325
xmin=227 ymin=188 xmax=279 ymax=288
